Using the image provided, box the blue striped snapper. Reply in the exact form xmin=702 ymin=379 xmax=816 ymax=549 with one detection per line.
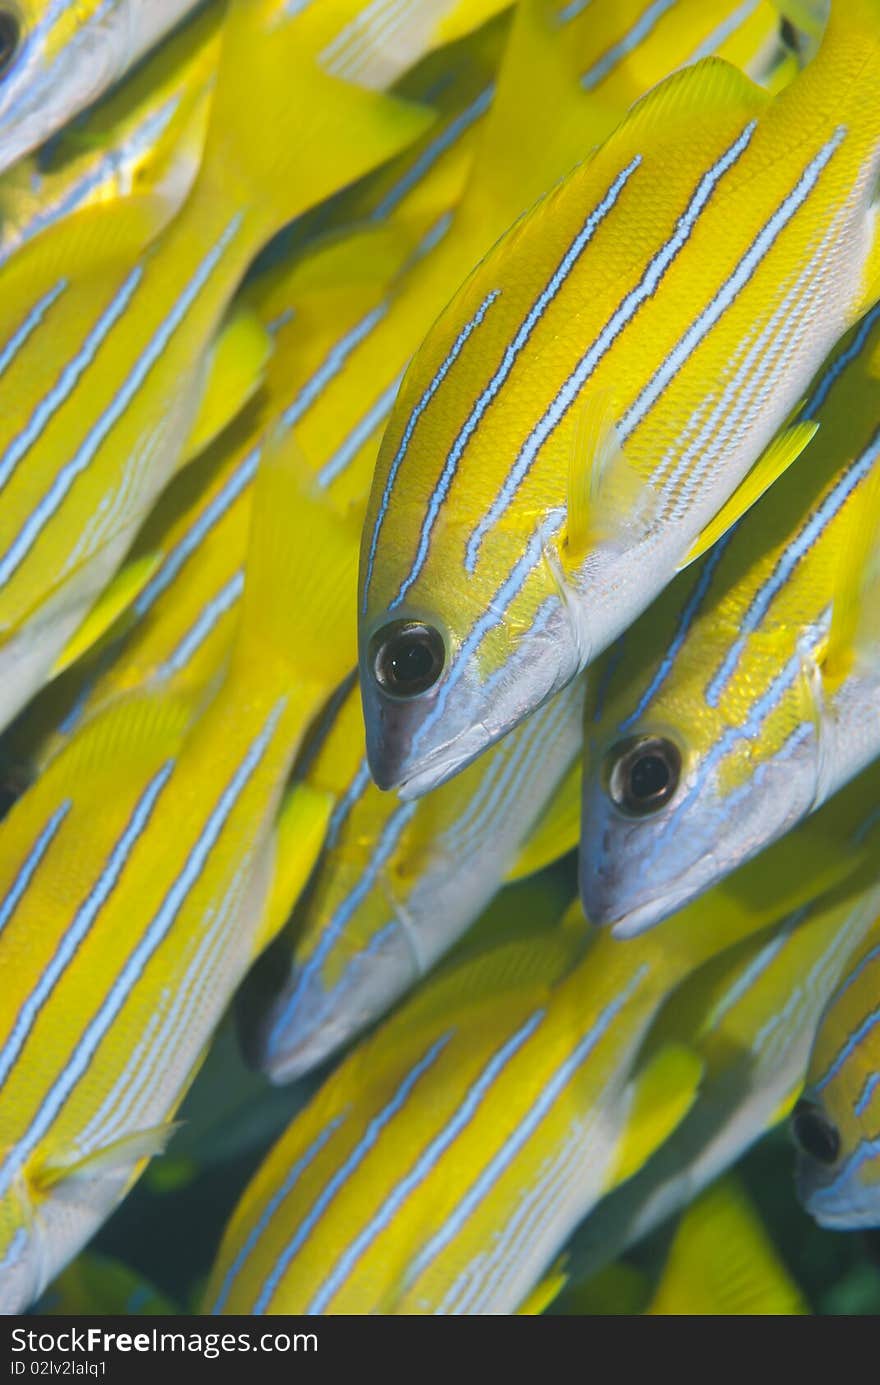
xmin=0 ymin=2 xmax=221 ymax=271
xmin=358 ymin=0 xmax=880 ymax=799
xmin=0 ymin=0 xmax=498 ymax=178
xmin=260 ymin=0 xmax=796 ymax=524
xmin=579 ymin=297 xmax=880 ymax=937
xmin=238 ymin=672 xmax=584 ymax=1084
xmin=202 ymin=795 xmax=856 ymax=1315
xmin=0 ymin=1 xmax=205 ymax=176
xmin=793 ymin=875 xmax=880 ymax=1229
xmin=0 ymin=428 xmax=361 ymax=1314
xmin=0 ymin=0 xmax=432 ymax=737
xmin=568 ymin=780 xmax=880 ymax=1278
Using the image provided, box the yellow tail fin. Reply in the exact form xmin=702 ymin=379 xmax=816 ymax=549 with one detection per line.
xmin=647 ymin=1176 xmax=808 ymax=1315
xmin=199 ymin=0 xmax=435 ymax=240
xmin=232 ymin=427 xmax=361 ymax=694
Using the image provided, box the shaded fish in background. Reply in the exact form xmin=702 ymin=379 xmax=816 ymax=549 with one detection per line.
xmin=0 ymin=0 xmax=431 ymax=737
xmin=0 ymin=0 xmax=206 ymax=176
xmin=0 ymin=1 xmax=222 ymax=269
xmin=36 ymin=1250 xmax=178 ymax=1315
xmin=202 ymin=789 xmax=855 ymax=1316
xmin=238 ymin=672 xmax=584 ymax=1084
xmin=0 ymin=430 xmax=360 ymax=1314
xmin=644 ymin=1175 xmax=807 ymax=1315
xmin=793 ymin=866 xmax=880 ymax=1229
xmin=578 ymin=300 xmax=880 ymax=937
xmin=358 ymin=0 xmax=880 ymax=799
xmin=566 ymin=767 xmax=880 ymax=1279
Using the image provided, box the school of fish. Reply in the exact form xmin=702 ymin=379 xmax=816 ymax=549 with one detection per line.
xmin=0 ymin=0 xmax=879 ymax=1317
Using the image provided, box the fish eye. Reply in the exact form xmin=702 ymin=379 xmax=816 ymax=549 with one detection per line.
xmin=791 ymin=1100 xmax=841 ymax=1166
xmin=0 ymin=11 xmax=20 ymax=80
xmin=370 ymin=620 xmax=445 ymax=698
xmin=606 ymin=736 xmax=681 ymax=816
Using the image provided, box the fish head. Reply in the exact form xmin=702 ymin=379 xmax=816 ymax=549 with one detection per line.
xmin=792 ymin=1082 xmax=880 ymax=1230
xmin=359 ymin=496 xmax=583 ymax=798
xmin=579 ymin=610 xmax=821 ymax=935
xmin=793 ymin=930 xmax=880 ymax=1229
xmin=0 ymin=2 xmax=130 ymax=172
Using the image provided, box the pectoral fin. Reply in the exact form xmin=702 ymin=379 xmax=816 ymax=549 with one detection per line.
xmin=604 ymin=1042 xmax=704 ymax=1192
xmin=680 ymin=420 xmax=819 ymax=570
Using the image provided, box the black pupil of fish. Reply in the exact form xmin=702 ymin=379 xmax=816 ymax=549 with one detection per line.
xmin=0 ymin=13 xmax=20 ymax=78
xmin=629 ymin=752 xmax=670 ymax=802
xmin=372 ymin=622 xmax=444 ymax=696
xmin=792 ymin=1101 xmax=841 ymax=1166
xmin=389 ymin=634 xmax=435 ymax=687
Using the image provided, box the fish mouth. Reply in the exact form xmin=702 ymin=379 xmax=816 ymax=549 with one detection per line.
xmin=395 ymin=721 xmax=493 ymax=800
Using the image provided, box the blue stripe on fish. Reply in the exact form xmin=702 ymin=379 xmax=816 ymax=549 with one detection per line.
xmin=404 ymin=964 xmax=650 ymax=1293
xmin=0 ymin=802 xmax=71 ymax=939
xmin=465 ymin=126 xmax=755 ymax=571
xmin=0 ymin=214 xmax=244 ymax=589
xmin=618 ymin=522 xmax=740 ymax=734
xmin=316 ymin=375 xmax=403 ymax=490
xmin=0 ymin=702 xmax=284 ymax=1197
xmin=0 ymin=769 xmax=173 ymax=1099
xmin=263 ymin=798 xmax=419 ymax=1056
xmin=804 ymin=302 xmax=880 ymax=419
xmin=622 ymin=127 xmax=848 ymax=445
xmin=253 ymin=1033 xmax=452 ymax=1314
xmin=210 ymin=1114 xmax=347 ymax=1313
xmin=280 ymin=305 xmax=389 ymax=434
xmin=0 ymin=268 xmax=143 ymax=494
xmin=0 ymin=281 xmax=67 ymax=379
xmin=307 ymin=1010 xmax=546 ymax=1313
xmin=855 ymin=1071 xmax=880 ymax=1118
xmin=136 ymin=445 xmax=260 ymax=617
xmin=413 ymin=512 xmax=566 ymax=755
xmin=391 ymin=155 xmax=645 ymax=602
xmin=581 ymin=0 xmax=679 ymax=89
xmin=361 ymin=290 xmax=500 ymax=612
xmin=686 ymin=0 xmax=762 ymax=62
xmin=159 ymin=569 xmax=245 ymax=677
xmin=0 ymin=763 xmax=174 ymax=1149
xmin=370 ymin=85 xmax=494 ymax=224
xmin=705 ymin=423 xmax=880 ymax=708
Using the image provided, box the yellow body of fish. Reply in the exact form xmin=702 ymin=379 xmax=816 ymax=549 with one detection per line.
xmin=203 ymin=783 xmax=859 ymax=1315
xmin=358 ymin=0 xmax=880 ymax=800
xmin=0 ymin=427 xmax=360 ymax=1315
xmin=0 ymin=0 xmax=432 ymax=735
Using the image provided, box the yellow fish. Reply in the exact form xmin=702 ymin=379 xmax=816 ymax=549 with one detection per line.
xmin=793 ymin=879 xmax=880 ymax=1229
xmin=239 ymin=673 xmax=584 ymax=1083
xmin=0 ymin=1 xmax=205 ymax=175
xmin=578 ymin=301 xmax=880 ymax=937
xmin=569 ymin=774 xmax=880 ymax=1275
xmin=203 ymin=794 xmax=853 ymax=1315
xmin=0 ymin=429 xmax=359 ymax=1314
xmin=0 ymin=0 xmax=431 ymax=735
xmin=0 ymin=2 xmax=221 ymax=270
xmin=358 ymin=0 xmax=880 ymax=797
